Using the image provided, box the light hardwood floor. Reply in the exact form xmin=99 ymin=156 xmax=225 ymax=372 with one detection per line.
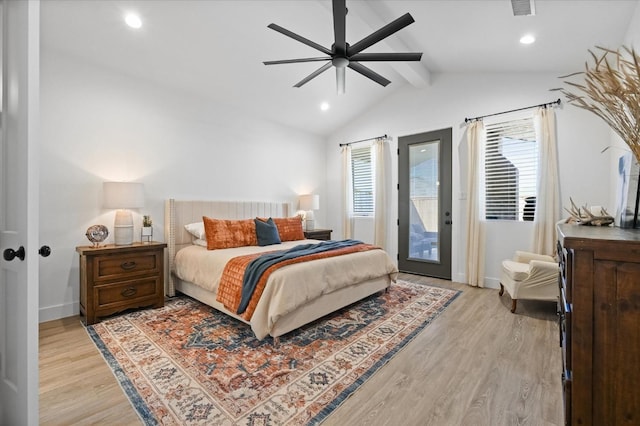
xmin=39 ymin=273 xmax=563 ymax=425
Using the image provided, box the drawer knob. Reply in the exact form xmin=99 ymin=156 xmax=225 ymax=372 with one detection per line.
xmin=120 ymin=261 xmax=137 ymax=270
xmin=121 ymin=287 xmax=137 ymax=297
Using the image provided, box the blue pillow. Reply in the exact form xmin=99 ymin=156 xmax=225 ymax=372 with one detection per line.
xmin=254 ymin=217 xmax=282 ymax=246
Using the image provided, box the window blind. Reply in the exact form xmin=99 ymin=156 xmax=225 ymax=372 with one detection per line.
xmin=484 ymin=116 xmax=537 ymax=221
xmin=351 ymin=146 xmax=374 ymax=216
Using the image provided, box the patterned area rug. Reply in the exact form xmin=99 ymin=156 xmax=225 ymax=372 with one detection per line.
xmin=87 ymin=280 xmax=459 ymax=425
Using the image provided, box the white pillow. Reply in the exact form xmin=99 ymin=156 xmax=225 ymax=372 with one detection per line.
xmin=193 ymin=238 xmax=207 ymax=247
xmin=185 ymin=222 xmax=205 ymax=240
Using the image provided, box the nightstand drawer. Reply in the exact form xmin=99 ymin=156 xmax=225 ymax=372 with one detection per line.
xmin=304 ymin=229 xmax=332 ymax=240
xmin=96 ymin=277 xmax=160 ymax=307
xmin=94 ymin=252 xmax=161 ymax=281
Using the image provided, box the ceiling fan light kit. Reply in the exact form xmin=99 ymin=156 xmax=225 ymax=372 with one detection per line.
xmin=264 ymin=0 xmax=423 ymax=94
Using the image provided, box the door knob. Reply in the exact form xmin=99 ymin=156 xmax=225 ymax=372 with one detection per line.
xmin=445 ymin=220 xmax=452 ymax=225
xmin=3 ymin=246 xmax=25 ymax=261
xmin=39 ymin=245 xmax=52 ymax=257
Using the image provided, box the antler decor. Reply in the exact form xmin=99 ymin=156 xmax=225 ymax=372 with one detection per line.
xmin=564 ymin=198 xmax=614 ymax=226
xmin=552 ymin=46 xmax=640 ymax=163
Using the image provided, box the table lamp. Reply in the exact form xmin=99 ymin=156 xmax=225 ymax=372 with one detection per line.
xmin=103 ymin=182 xmax=144 ymax=245
xmin=299 ymin=194 xmax=319 ymax=231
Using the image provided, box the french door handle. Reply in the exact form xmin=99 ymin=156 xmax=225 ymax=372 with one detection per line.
xmin=445 ymin=220 xmax=452 ymax=225
xmin=3 ymin=246 xmax=25 ymax=261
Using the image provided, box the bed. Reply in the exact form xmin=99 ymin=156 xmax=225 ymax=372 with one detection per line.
xmin=164 ymin=199 xmax=398 ymax=342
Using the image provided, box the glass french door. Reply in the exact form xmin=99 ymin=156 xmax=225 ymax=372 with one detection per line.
xmin=398 ymin=128 xmax=452 ymax=279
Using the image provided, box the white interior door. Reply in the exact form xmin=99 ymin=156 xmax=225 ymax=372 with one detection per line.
xmin=0 ymin=1 xmax=40 ymax=424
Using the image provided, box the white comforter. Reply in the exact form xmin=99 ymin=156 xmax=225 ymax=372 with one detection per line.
xmin=173 ymin=240 xmax=398 ymax=338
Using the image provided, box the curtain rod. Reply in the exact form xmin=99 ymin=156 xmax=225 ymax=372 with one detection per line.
xmin=339 ymin=134 xmax=388 ymax=147
xmin=464 ymin=99 xmax=561 ymax=123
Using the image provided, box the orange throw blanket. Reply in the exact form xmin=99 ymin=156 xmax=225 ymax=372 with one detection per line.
xmin=216 ymin=243 xmax=379 ymax=321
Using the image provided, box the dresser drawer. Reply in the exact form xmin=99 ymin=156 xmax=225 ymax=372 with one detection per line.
xmin=562 ymin=370 xmax=572 ymax=426
xmin=95 ymin=277 xmax=161 ymax=308
xmin=93 ymin=251 xmax=161 ymax=281
xmin=560 ymin=287 xmax=572 ymax=372
xmin=558 ymin=246 xmax=572 ymax=302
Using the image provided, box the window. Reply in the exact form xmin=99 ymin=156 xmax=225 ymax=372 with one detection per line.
xmin=484 ymin=115 xmax=537 ymax=221
xmin=351 ymin=146 xmax=374 ymax=216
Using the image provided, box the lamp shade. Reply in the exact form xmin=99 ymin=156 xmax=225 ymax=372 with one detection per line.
xmin=103 ymin=182 xmax=145 ymax=209
xmin=299 ymin=194 xmax=319 ymax=211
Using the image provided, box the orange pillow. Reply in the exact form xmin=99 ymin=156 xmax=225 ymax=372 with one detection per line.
xmin=271 ymin=217 xmax=305 ymax=241
xmin=202 ymin=216 xmax=257 ymax=250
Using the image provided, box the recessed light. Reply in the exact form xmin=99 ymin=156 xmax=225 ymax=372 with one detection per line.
xmin=320 ymin=102 xmax=330 ymax=111
xmin=125 ymin=13 xmax=142 ymax=29
xmin=520 ymin=34 xmax=535 ymax=45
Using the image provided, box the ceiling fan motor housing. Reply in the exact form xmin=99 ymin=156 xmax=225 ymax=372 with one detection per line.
xmin=332 ymin=57 xmax=349 ymax=68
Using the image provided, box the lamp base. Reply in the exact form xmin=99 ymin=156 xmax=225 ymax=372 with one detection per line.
xmin=305 ymin=210 xmax=315 ymax=231
xmin=114 ymin=210 xmax=134 ymax=245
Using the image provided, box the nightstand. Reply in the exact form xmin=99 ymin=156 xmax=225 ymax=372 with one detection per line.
xmin=76 ymin=242 xmax=167 ymax=325
xmin=304 ymin=229 xmax=333 ymax=241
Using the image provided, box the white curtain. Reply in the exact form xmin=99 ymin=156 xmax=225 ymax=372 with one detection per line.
xmin=373 ymin=138 xmax=387 ymax=248
xmin=533 ymin=107 xmax=560 ymax=256
xmin=465 ymin=121 xmax=486 ymax=287
xmin=341 ymin=145 xmax=354 ymax=239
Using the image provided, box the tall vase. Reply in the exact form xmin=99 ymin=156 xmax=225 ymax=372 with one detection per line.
xmin=616 ymin=153 xmax=640 ymax=228
xmin=633 ymin=168 xmax=640 ymax=229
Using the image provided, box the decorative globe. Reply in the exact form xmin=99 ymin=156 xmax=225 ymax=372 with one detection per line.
xmin=86 ymin=225 xmax=109 ymax=247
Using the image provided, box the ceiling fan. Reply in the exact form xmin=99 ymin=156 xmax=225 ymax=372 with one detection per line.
xmin=263 ymin=0 xmax=423 ymax=94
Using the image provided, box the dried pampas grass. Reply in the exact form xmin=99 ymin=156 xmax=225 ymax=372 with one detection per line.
xmin=553 ymin=46 xmax=640 ymax=163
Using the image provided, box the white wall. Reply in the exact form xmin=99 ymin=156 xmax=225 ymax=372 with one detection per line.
xmin=39 ymin=50 xmax=327 ymax=321
xmin=605 ymin=0 xmax=640 ymax=216
xmin=626 ymin=1 xmax=640 ymax=47
xmin=325 ymin=72 xmax=612 ymax=286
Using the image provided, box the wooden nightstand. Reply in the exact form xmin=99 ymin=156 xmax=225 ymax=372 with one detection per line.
xmin=304 ymin=229 xmax=333 ymax=241
xmin=76 ymin=242 xmax=167 ymax=325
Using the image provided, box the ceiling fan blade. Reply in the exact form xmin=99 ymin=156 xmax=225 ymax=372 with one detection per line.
xmin=348 ymin=62 xmax=391 ymax=87
xmin=294 ymin=62 xmax=333 ymax=88
xmin=347 ymin=13 xmax=415 ymax=56
xmin=263 ymin=57 xmax=330 ymax=65
xmin=267 ymin=23 xmax=332 ymax=55
xmin=336 ymin=67 xmax=346 ymax=95
xmin=349 ymin=52 xmax=422 ymax=62
xmin=333 ymin=0 xmax=347 ymax=55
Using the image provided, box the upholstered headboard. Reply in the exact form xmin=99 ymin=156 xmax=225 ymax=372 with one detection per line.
xmin=164 ymin=199 xmax=291 ymax=295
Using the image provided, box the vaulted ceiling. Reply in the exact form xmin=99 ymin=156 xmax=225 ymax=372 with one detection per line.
xmin=41 ymin=0 xmax=638 ymax=136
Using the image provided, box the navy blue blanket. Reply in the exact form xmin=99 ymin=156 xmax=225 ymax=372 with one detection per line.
xmin=237 ymin=239 xmax=364 ymax=314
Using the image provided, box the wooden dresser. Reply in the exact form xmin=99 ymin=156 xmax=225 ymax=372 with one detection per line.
xmin=76 ymin=242 xmax=167 ymax=325
xmin=557 ymin=224 xmax=640 ymax=425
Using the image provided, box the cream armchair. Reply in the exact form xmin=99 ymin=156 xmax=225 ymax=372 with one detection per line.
xmin=499 ymin=251 xmax=559 ymax=313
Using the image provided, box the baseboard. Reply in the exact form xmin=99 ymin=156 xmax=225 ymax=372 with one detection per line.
xmin=453 ymin=272 xmax=500 ymax=290
xmin=39 ymin=301 xmax=78 ymax=323
xmin=453 ymin=272 xmax=466 ymax=284
xmin=483 ymin=277 xmax=500 ymax=290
